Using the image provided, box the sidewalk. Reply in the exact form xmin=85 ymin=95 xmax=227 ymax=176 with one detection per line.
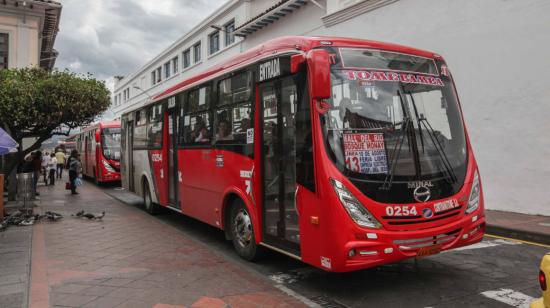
xmin=16 ymin=179 xmax=305 ymax=308
xmin=485 ymin=209 xmax=550 ymax=245
xmin=0 ymin=220 xmax=31 ymax=308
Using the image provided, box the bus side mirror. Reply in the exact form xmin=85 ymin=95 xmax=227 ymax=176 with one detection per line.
xmin=307 ymin=49 xmax=331 ymax=100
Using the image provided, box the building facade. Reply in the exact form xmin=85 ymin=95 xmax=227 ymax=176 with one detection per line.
xmin=113 ymin=0 xmax=550 ymax=215
xmin=0 ymin=0 xmax=61 ymax=71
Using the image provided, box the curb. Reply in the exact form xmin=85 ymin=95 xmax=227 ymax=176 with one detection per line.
xmin=486 ymin=224 xmax=550 ymax=246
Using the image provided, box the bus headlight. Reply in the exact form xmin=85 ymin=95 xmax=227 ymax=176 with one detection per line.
xmin=330 ymin=178 xmax=381 ymax=229
xmin=102 ymin=160 xmax=115 ymax=172
xmin=465 ymin=171 xmax=480 ymax=214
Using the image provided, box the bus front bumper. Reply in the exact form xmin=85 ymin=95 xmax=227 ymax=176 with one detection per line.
xmin=334 ymin=213 xmax=485 ymax=272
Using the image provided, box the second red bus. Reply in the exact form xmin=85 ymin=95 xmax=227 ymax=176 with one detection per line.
xmin=72 ymin=121 xmax=122 ymax=184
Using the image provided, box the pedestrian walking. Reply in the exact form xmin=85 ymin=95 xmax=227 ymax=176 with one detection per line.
xmin=48 ymin=153 xmax=57 ymax=185
xmin=31 ymin=151 xmax=42 ymax=195
xmin=42 ymin=151 xmax=51 ymax=185
xmin=66 ymin=149 xmax=82 ymax=195
xmin=55 ymin=149 xmax=66 ymax=179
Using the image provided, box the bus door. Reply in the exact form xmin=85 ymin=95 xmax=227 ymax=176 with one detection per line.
xmin=166 ymin=98 xmax=179 ymax=208
xmin=125 ymin=117 xmax=135 ymax=192
xmin=84 ymin=133 xmax=90 ymax=176
xmin=259 ymin=76 xmax=300 ymax=255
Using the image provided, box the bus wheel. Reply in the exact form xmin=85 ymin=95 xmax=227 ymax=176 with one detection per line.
xmin=143 ymin=180 xmax=158 ymax=215
xmin=230 ymin=200 xmax=264 ymax=261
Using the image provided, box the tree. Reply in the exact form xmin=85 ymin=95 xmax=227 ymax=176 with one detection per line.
xmin=0 ymin=67 xmax=111 ymax=180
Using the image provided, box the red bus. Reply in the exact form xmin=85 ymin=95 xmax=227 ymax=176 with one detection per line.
xmin=73 ymin=121 xmax=122 ymax=184
xmin=120 ymin=36 xmax=484 ymax=272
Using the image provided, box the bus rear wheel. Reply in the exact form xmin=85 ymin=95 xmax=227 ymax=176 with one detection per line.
xmin=143 ymin=179 xmax=158 ymax=215
xmin=230 ymin=200 xmax=264 ymax=261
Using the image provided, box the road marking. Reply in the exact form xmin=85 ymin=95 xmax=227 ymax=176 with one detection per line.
xmin=269 ymin=267 xmax=317 ymax=285
xmin=274 ymin=284 xmax=322 ymax=308
xmin=485 ymin=234 xmax=550 ymax=249
xmin=270 ymin=273 xmax=299 ymax=284
xmin=449 ymin=239 xmax=521 ymax=252
xmin=480 ymin=288 xmax=534 ymax=308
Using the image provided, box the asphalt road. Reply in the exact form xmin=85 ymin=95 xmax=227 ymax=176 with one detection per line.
xmin=102 ymin=186 xmax=548 ymax=308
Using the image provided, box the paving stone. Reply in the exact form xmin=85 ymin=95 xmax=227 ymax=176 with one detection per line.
xmin=0 ymin=291 xmax=25 ymax=308
xmin=51 ymin=283 xmax=91 ymax=294
xmin=0 ymin=274 xmax=27 ymax=286
xmin=80 ymin=296 xmax=128 ymax=308
xmin=0 ymin=283 xmax=26 ymax=296
xmin=78 ymin=285 xmax=118 ymax=296
xmin=25 ymin=179 xmax=306 ymax=308
xmin=51 ymin=293 xmax=97 ymax=307
xmin=100 ymin=278 xmax=134 ymax=287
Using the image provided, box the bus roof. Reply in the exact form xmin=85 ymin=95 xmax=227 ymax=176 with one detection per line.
xmin=146 ymin=36 xmax=441 ymax=108
xmin=70 ymin=121 xmax=121 ymax=137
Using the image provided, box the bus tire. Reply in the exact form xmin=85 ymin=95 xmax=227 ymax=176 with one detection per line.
xmin=143 ymin=179 xmax=158 ymax=215
xmin=230 ymin=199 xmax=264 ymax=261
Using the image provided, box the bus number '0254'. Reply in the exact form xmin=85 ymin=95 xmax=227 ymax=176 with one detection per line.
xmin=385 ymin=206 xmax=418 ymax=217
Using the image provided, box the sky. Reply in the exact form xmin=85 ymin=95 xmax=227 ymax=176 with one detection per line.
xmin=54 ymin=0 xmax=227 ymax=92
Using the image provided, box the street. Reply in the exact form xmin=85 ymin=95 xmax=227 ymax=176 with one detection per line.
xmin=101 ymin=186 xmax=548 ymax=308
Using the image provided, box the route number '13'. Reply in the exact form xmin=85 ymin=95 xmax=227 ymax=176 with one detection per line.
xmin=345 ymin=157 xmax=360 ymax=172
xmin=385 ymin=205 xmax=418 ymax=216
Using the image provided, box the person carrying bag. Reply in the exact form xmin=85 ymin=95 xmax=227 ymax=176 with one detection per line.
xmin=66 ymin=150 xmax=82 ymax=195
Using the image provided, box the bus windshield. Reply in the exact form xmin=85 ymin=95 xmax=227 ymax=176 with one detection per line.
xmin=321 ymin=48 xmax=467 ymax=200
xmin=102 ymin=128 xmax=121 ymax=161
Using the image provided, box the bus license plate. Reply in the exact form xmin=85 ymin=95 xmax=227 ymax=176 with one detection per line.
xmin=416 ymin=245 xmax=442 ymax=258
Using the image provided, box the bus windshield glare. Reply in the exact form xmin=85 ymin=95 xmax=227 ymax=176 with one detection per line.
xmin=321 ymin=48 xmax=467 ymax=200
xmin=102 ymin=128 xmax=121 ymax=161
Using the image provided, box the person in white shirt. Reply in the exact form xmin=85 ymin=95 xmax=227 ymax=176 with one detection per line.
xmin=42 ymin=152 xmax=51 ymax=185
xmin=47 ymin=153 xmax=57 ymax=185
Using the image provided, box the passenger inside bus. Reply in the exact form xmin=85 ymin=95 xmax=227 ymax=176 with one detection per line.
xmin=194 ymin=125 xmax=210 ymax=143
xmin=216 ymin=119 xmax=234 ymax=141
xmin=239 ymin=118 xmax=250 ymax=131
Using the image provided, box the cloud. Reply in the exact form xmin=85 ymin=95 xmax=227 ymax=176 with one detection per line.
xmin=54 ymin=0 xmax=226 ymax=92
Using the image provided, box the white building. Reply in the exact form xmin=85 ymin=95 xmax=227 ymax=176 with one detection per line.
xmin=0 ymin=0 xmax=61 ymax=71
xmin=113 ymin=0 xmax=550 ymax=216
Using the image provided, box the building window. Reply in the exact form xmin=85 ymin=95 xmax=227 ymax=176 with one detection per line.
xmin=123 ymin=88 xmax=130 ymax=101
xmin=193 ymin=42 xmax=201 ymax=63
xmin=156 ymin=67 xmax=161 ymax=83
xmin=172 ymin=56 xmax=179 ymax=74
xmin=164 ymin=62 xmax=171 ymax=79
xmin=0 ymin=33 xmax=8 ymax=70
xmin=118 ymin=93 xmax=122 ymax=105
xmin=209 ymin=31 xmax=220 ymax=55
xmin=224 ymin=20 xmax=235 ymax=46
xmin=151 ymin=71 xmax=156 ymax=85
xmin=183 ymin=49 xmax=190 ymax=68
xmin=114 ymin=95 xmax=118 ymax=106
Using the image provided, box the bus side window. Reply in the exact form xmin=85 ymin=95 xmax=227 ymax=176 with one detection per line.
xmin=213 ymin=71 xmax=253 ymax=154
xmin=182 ymin=85 xmax=212 ymax=146
xmin=147 ymin=103 xmax=164 ymax=149
xmin=133 ymin=109 xmax=148 ymax=148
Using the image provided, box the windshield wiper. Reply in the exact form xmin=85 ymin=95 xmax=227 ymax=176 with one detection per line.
xmin=381 ymin=90 xmax=410 ymax=190
xmin=408 ymin=93 xmax=426 ymax=153
xmin=403 ymin=90 xmax=457 ymax=184
xmin=418 ymin=115 xmax=457 ymax=184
